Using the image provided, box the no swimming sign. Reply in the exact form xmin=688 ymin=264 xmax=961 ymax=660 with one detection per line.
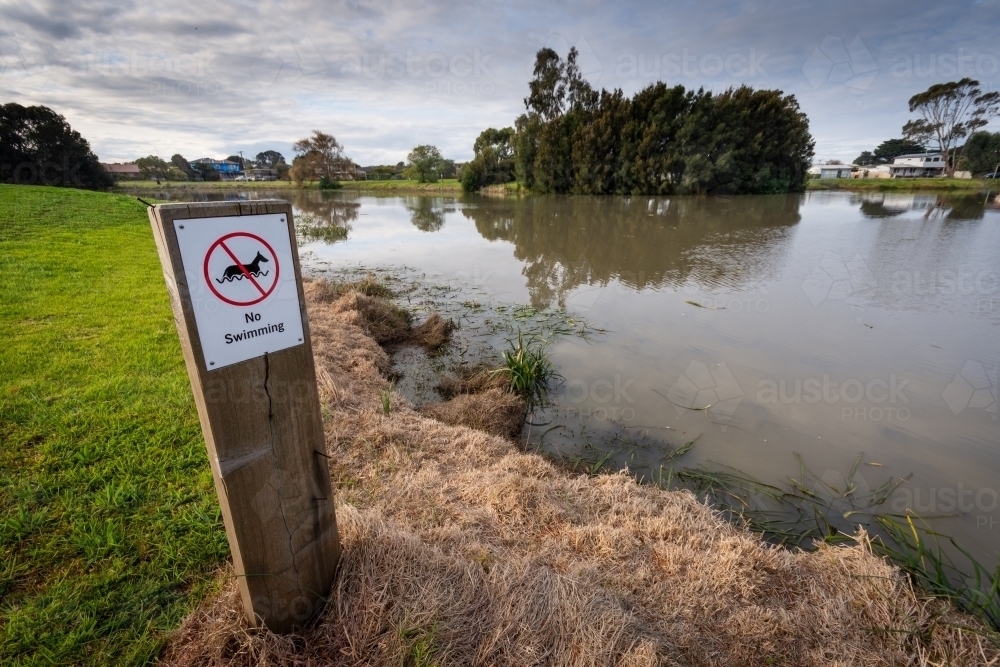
xmin=173 ymin=213 xmax=304 ymax=370
xmin=148 ymin=201 xmax=339 ymax=633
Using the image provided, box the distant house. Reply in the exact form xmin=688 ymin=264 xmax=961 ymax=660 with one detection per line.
xmin=887 ymin=153 xmax=946 ymax=178
xmin=190 ymin=158 xmax=243 ymax=179
xmin=851 ymin=165 xmax=893 ymax=179
xmin=101 ymin=163 xmax=141 ymax=179
xmin=808 ymin=164 xmax=855 ymax=179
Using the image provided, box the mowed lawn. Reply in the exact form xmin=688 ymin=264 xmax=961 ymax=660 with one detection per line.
xmin=0 ymin=185 xmax=228 ymax=665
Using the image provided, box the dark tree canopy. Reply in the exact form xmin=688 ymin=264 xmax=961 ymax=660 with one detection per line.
xmin=461 ymin=127 xmax=516 ymax=192
xmin=171 ymin=154 xmax=197 ymax=179
xmin=0 ymin=103 xmax=113 ymax=188
xmin=960 ymin=131 xmax=1000 ymax=175
xmin=500 ymin=49 xmax=814 ymax=195
xmin=852 ymin=138 xmax=926 ymax=167
xmin=254 ymin=150 xmax=286 ymax=168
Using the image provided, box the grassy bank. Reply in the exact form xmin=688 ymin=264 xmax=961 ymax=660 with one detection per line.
xmin=0 ymin=185 xmax=228 ymax=665
xmin=807 ymin=177 xmax=992 ymax=192
xmin=339 ymin=178 xmax=462 ymax=193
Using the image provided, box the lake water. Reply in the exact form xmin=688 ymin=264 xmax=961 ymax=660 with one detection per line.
xmin=135 ymin=188 xmax=1000 ymax=563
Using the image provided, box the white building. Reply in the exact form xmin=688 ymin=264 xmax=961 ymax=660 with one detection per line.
xmin=808 ymin=164 xmax=855 ymax=179
xmin=888 ymin=153 xmax=946 ymax=178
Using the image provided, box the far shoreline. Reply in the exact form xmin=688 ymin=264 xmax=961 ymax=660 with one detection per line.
xmin=111 ymin=177 xmax=995 ymax=196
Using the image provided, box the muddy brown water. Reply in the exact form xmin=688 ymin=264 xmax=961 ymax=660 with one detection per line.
xmin=134 ymin=188 xmax=1000 ymax=564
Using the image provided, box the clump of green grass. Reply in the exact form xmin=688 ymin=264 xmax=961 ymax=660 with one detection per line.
xmin=380 ymin=380 xmax=395 ymax=416
xmin=492 ymin=331 xmax=553 ymax=406
xmin=398 ymin=622 xmax=439 ymax=667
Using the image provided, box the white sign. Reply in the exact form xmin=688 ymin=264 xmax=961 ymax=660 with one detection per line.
xmin=174 ymin=214 xmax=304 ymax=370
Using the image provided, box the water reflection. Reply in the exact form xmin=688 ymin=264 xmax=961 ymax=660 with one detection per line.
xmin=855 ymin=193 xmax=991 ymax=221
xmin=406 ymin=197 xmax=454 ymax=232
xmin=462 ymin=195 xmax=801 ymax=306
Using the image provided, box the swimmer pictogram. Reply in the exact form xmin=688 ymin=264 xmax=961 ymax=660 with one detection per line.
xmin=216 ymin=251 xmax=270 ymax=283
xmin=203 ymin=232 xmax=280 ymax=307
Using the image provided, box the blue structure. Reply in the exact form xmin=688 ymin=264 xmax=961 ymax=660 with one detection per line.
xmin=190 ymin=158 xmax=242 ymax=175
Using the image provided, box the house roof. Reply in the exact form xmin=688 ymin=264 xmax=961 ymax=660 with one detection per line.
xmin=101 ymin=163 xmax=141 ymax=174
xmin=893 ymin=153 xmax=941 ymax=160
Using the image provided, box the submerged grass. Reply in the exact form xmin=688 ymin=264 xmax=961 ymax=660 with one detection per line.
xmin=658 ymin=453 xmax=1000 ymax=633
xmin=294 ymin=212 xmax=349 ymax=243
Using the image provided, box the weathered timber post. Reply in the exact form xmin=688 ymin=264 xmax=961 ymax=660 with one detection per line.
xmin=148 ymin=200 xmax=339 ymax=632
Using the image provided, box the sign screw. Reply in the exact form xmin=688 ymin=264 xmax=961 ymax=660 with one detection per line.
xmin=179 ymin=225 xmax=185 ymax=229
xmin=210 ymin=361 xmax=215 ymax=365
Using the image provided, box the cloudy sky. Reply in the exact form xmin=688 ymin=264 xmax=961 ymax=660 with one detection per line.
xmin=2 ymin=0 xmax=998 ymax=166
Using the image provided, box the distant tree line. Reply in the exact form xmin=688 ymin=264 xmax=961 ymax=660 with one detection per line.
xmin=461 ymin=48 xmax=815 ymax=194
xmin=959 ymin=131 xmax=1000 ymax=176
xmin=0 ymin=102 xmax=113 ymax=188
xmin=130 ymin=151 xmax=291 ymax=182
xmin=852 ymin=139 xmax=927 ymax=167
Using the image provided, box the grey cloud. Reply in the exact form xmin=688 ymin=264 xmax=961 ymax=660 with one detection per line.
xmin=1 ymin=0 xmax=998 ymax=164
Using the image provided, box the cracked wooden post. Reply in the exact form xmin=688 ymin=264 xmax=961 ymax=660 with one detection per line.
xmin=148 ymin=200 xmax=339 ymax=633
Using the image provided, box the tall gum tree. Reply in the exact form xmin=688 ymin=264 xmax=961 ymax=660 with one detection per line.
xmin=903 ymin=78 xmax=1000 ymax=177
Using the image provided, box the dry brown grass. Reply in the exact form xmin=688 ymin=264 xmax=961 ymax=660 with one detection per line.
xmin=435 ymin=365 xmax=508 ymax=398
xmin=409 ymin=313 xmax=455 ymax=352
xmin=418 ymin=388 xmax=526 ymax=440
xmin=159 ymin=281 xmax=1000 ymax=667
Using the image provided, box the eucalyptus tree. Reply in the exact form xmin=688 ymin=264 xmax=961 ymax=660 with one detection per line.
xmin=903 ymin=78 xmax=1000 ymax=176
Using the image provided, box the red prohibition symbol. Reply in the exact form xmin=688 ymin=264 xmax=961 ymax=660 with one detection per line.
xmin=203 ymin=232 xmax=280 ymax=306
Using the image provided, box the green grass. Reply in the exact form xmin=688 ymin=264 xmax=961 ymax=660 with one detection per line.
xmin=0 ymin=185 xmax=229 ymax=665
xmin=493 ymin=331 xmax=553 ymax=406
xmin=807 ymin=177 xmax=992 ymax=192
xmin=339 ymin=179 xmax=462 ymax=192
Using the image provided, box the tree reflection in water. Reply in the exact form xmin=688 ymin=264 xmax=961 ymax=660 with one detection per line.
xmin=406 ymin=197 xmax=455 ymax=232
xmin=461 ymin=195 xmax=803 ymax=307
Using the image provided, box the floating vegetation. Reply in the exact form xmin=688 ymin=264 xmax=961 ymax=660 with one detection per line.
xmin=684 ymin=299 xmax=724 ymax=309
xmin=295 ymin=212 xmax=349 ymax=243
xmin=305 ymin=264 xmax=602 ymax=413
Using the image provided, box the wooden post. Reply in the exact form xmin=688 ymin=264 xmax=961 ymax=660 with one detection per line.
xmin=148 ymin=200 xmax=339 ymax=632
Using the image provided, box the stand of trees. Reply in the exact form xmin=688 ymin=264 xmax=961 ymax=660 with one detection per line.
xmin=0 ymin=103 xmax=113 ymax=188
xmin=460 ymin=128 xmax=515 ymax=191
xmin=853 ymin=139 xmax=926 ymax=167
xmin=404 ymin=145 xmax=452 ymax=182
xmin=462 ymin=48 xmax=814 ymax=194
xmin=960 ymin=132 xmax=1000 ymax=176
xmin=289 ymin=131 xmax=353 ymax=186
